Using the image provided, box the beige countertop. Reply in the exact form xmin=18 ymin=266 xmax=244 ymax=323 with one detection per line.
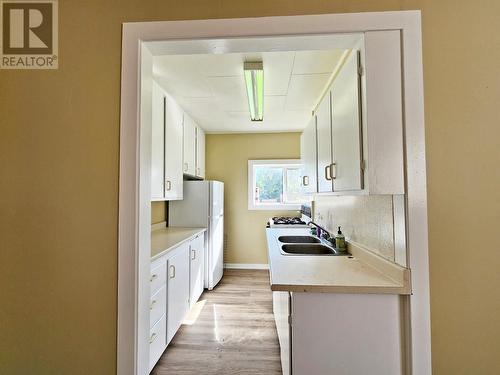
xmin=151 ymin=227 xmax=207 ymax=260
xmin=266 ymin=228 xmax=410 ymax=295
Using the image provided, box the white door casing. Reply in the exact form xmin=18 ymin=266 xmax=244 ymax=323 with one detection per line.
xmin=118 ymin=11 xmax=429 ymax=375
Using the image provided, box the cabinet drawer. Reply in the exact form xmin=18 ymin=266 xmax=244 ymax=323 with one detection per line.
xmin=149 ymin=314 xmax=167 ymax=372
xmin=150 ymin=258 xmax=167 ymax=297
xmin=150 ymin=285 xmax=167 ymax=329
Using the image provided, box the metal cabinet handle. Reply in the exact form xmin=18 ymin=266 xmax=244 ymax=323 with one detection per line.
xmin=330 ymin=162 xmax=337 ymax=180
xmin=150 ymin=300 xmax=157 ymax=310
xmin=191 ymin=249 xmax=196 ymax=260
xmin=325 ymin=165 xmax=332 ymax=181
xmin=302 ymin=175 xmax=309 ymax=186
xmin=165 ymin=180 xmax=171 ymax=191
xmin=150 ymin=274 xmax=158 ymax=282
xmin=169 ymin=265 xmax=176 ymax=279
xmin=149 ymin=332 xmax=157 ymax=344
xmin=184 ymin=163 xmax=188 ymax=172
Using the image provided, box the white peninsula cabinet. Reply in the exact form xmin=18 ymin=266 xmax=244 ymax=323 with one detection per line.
xmin=301 ymin=30 xmax=405 ymax=195
xmin=273 ymin=291 xmax=403 ymax=375
xmin=267 ymin=227 xmax=410 ymax=375
xmin=151 ymin=81 xmax=184 ymax=201
xmin=149 ymin=228 xmax=207 ymax=371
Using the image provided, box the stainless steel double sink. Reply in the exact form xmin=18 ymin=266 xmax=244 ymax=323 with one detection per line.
xmin=277 ymin=235 xmax=348 ymax=256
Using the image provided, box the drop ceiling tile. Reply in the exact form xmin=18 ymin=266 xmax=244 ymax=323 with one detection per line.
xmin=262 ymin=51 xmax=294 ymax=96
xmin=285 ymin=74 xmax=330 ymax=111
xmin=197 ymin=53 xmax=245 ymax=77
xmin=225 ymin=111 xmax=249 ymax=119
xmin=264 ymin=96 xmax=286 ymax=111
xmin=207 ymin=76 xmax=248 ymax=111
xmin=155 ymin=75 xmax=213 ymax=98
xmin=153 ymin=49 xmax=341 ymax=132
xmin=292 ymin=50 xmax=345 ymax=74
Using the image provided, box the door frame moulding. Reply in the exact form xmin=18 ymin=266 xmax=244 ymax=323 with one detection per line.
xmin=118 ymin=11 xmax=430 ymax=375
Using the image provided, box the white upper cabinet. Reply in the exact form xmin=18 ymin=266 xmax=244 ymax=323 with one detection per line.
xmin=196 ymin=126 xmax=205 ymax=179
xmin=183 ymin=114 xmax=197 ymax=176
xmin=300 ymin=117 xmax=318 ymax=194
xmin=164 ymin=93 xmax=184 ymax=200
xmin=151 ymin=81 xmax=165 ymax=200
xmin=330 ymin=51 xmax=363 ymax=192
xmin=316 ymin=90 xmax=333 ymax=193
xmin=315 ymin=51 xmax=364 ymax=194
xmin=151 ymin=81 xmax=184 ymax=201
xmin=306 ymin=31 xmax=405 ymax=196
xmin=364 ymin=30 xmax=404 ymax=195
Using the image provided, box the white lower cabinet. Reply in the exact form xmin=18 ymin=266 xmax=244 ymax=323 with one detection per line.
xmin=274 ymin=292 xmax=403 ymax=375
xmin=150 ymin=285 xmax=167 ymax=329
xmin=149 ymin=231 xmax=207 ymax=372
xmin=166 ymin=242 xmax=191 ymax=345
xmin=189 ymin=233 xmax=205 ymax=308
xmin=149 ymin=257 xmax=167 ymax=372
xmin=149 ymin=314 xmax=167 ymax=371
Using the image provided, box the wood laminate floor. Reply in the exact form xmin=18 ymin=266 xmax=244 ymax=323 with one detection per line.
xmin=151 ymin=269 xmax=283 ymax=375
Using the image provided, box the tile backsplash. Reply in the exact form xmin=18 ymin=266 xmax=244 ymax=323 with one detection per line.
xmin=314 ymin=194 xmax=405 ymax=263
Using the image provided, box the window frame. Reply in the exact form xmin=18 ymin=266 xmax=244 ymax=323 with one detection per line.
xmin=247 ymin=159 xmax=303 ymax=211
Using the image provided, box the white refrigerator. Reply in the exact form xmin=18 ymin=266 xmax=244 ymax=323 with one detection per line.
xmin=169 ymin=181 xmax=224 ymax=290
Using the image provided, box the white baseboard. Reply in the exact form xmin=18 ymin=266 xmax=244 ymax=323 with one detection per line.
xmin=224 ymin=263 xmax=269 ymax=270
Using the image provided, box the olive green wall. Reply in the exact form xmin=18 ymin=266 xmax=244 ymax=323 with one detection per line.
xmin=205 ymin=133 xmax=301 ymax=264
xmin=151 ymin=201 xmax=166 ymax=224
xmin=1 ymin=1 xmax=500 ymax=374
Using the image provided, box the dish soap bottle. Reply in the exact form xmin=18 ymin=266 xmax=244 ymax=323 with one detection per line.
xmin=335 ymin=226 xmax=346 ymax=251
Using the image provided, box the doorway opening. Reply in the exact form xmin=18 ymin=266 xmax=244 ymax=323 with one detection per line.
xmin=118 ymin=12 xmax=429 ymax=375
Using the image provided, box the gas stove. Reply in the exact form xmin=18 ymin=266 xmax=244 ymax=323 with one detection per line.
xmin=267 ymin=216 xmax=309 ymax=228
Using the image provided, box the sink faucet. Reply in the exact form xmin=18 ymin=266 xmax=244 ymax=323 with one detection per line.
xmin=307 ymin=221 xmax=331 ymax=240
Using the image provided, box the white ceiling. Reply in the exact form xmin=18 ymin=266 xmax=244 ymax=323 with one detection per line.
xmin=152 ymin=49 xmax=347 ymax=133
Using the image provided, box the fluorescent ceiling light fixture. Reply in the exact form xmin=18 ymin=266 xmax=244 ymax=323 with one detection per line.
xmin=244 ymin=61 xmax=264 ymax=121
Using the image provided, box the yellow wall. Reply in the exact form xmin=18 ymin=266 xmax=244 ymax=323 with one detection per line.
xmin=1 ymin=1 xmax=500 ymax=374
xmin=151 ymin=201 xmax=166 ymax=224
xmin=205 ymin=133 xmax=301 ymax=264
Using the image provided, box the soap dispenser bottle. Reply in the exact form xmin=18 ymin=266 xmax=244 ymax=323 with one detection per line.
xmin=335 ymin=226 xmax=346 ymax=251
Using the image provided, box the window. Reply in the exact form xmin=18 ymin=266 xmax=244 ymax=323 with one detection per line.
xmin=248 ymin=159 xmax=305 ymax=210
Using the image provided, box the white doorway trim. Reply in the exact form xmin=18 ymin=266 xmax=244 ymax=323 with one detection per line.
xmin=118 ymin=11 xmax=430 ymax=375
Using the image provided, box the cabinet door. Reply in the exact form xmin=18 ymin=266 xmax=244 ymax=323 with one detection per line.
xmin=151 ymin=81 xmax=165 ymax=200
xmin=196 ymin=126 xmax=205 ymax=179
xmin=300 ymin=117 xmax=318 ymax=194
xmin=364 ymin=30 xmax=404 ymax=194
xmin=167 ymin=243 xmax=190 ymax=344
xmin=316 ymin=91 xmax=333 ymax=193
xmin=183 ymin=114 xmax=197 ymax=176
xmin=164 ymin=94 xmax=184 ymax=200
xmin=273 ymin=292 xmax=291 ymax=375
xmin=331 ymin=51 xmax=363 ymax=191
xmin=189 ymin=234 xmax=205 ymax=308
